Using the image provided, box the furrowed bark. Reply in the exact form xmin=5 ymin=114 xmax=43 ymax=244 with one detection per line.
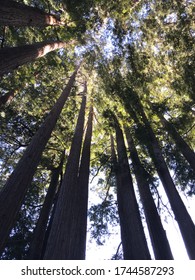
xmin=0 ymin=0 xmax=64 ymax=27
xmin=110 ymin=116 xmax=151 ymax=260
xmin=75 ymin=104 xmax=93 ymax=259
xmin=125 ymin=127 xmax=173 ymax=260
xmin=43 ymin=89 xmax=87 ymax=260
xmin=0 ymin=41 xmax=67 ymax=76
xmin=28 ymin=153 xmax=65 ymax=260
xmin=0 ymin=66 xmax=79 ymax=254
xmin=132 ymin=96 xmax=195 ymax=259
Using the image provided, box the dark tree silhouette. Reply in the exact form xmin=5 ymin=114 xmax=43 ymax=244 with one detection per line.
xmin=0 ymin=67 xmax=79 ymax=254
xmin=109 ymin=113 xmax=151 ymax=260
xmin=125 ymin=126 xmax=173 ymax=259
xmin=28 ymin=152 xmax=65 ymax=260
xmin=44 ymin=90 xmax=87 ymax=259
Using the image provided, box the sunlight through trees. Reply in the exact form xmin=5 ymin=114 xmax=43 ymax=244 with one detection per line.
xmin=0 ymin=0 xmax=194 ymax=260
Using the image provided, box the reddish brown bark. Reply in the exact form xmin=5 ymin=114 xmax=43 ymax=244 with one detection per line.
xmin=132 ymin=97 xmax=195 ymax=259
xmin=75 ymin=105 xmax=93 ymax=259
xmin=125 ymin=127 xmax=173 ymax=260
xmin=28 ymin=153 xmax=65 ymax=260
xmin=111 ymin=116 xmax=151 ymax=260
xmin=0 ymin=0 xmax=64 ymax=27
xmin=43 ymin=91 xmax=87 ymax=260
xmin=0 ymin=41 xmax=67 ymax=76
xmin=0 ymin=66 xmax=79 ymax=254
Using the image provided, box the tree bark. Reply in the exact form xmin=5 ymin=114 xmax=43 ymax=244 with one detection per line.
xmin=0 ymin=41 xmax=67 ymax=76
xmin=158 ymin=112 xmax=195 ymax=172
xmin=125 ymin=127 xmax=173 ymax=260
xmin=0 ymin=0 xmax=64 ymax=27
xmin=111 ymin=118 xmax=151 ymax=260
xmin=28 ymin=153 xmax=65 ymax=260
xmin=43 ymin=90 xmax=87 ymax=260
xmin=40 ymin=178 xmax=63 ymax=259
xmin=133 ymin=98 xmax=195 ymax=259
xmin=0 ymin=67 xmax=78 ymax=254
xmin=74 ymin=104 xmax=93 ymax=259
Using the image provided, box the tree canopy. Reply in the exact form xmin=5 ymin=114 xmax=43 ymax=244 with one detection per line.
xmin=0 ymin=0 xmax=194 ymax=260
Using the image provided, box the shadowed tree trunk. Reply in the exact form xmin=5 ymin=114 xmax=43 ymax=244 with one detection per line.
xmin=0 ymin=0 xmax=64 ymax=27
xmin=28 ymin=152 xmax=65 ymax=260
xmin=40 ymin=174 xmax=63 ymax=259
xmin=125 ymin=127 xmax=173 ymax=260
xmin=110 ymin=115 xmax=151 ymax=260
xmin=75 ymin=104 xmax=93 ymax=259
xmin=157 ymin=112 xmax=195 ymax=172
xmin=0 ymin=66 xmax=79 ymax=254
xmin=0 ymin=41 xmax=68 ymax=76
xmin=43 ymin=89 xmax=87 ymax=260
xmin=130 ymin=94 xmax=195 ymax=259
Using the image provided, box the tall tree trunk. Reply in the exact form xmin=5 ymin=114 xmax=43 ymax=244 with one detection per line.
xmin=0 ymin=0 xmax=64 ymax=27
xmin=158 ymin=112 xmax=195 ymax=172
xmin=43 ymin=91 xmax=87 ymax=260
xmin=125 ymin=127 xmax=173 ymax=260
xmin=132 ymin=96 xmax=195 ymax=259
xmin=0 ymin=41 xmax=68 ymax=76
xmin=111 ymin=118 xmax=151 ymax=260
xmin=0 ymin=67 xmax=78 ymax=254
xmin=41 ymin=175 xmax=63 ymax=259
xmin=28 ymin=152 xmax=65 ymax=260
xmin=75 ymin=105 xmax=93 ymax=259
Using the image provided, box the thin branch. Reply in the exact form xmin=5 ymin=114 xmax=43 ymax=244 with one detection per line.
xmin=152 ymin=183 xmax=174 ymax=219
xmin=113 ymin=242 xmax=122 ymax=260
xmin=184 ymin=123 xmax=195 ymax=137
xmin=90 ymin=154 xmax=111 ymax=184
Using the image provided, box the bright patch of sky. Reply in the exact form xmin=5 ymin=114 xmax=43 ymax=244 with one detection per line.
xmin=75 ymin=3 xmax=155 ymax=61
xmin=73 ymin=2 xmax=143 ymax=61
xmin=75 ymin=18 xmax=120 ymax=60
xmin=86 ymin=171 xmax=194 ymax=260
xmin=164 ymin=13 xmax=177 ymax=24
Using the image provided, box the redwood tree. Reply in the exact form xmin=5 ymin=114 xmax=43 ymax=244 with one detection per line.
xmin=0 ymin=0 xmax=64 ymax=27
xmin=0 ymin=41 xmax=68 ymax=76
xmin=157 ymin=111 xmax=195 ymax=172
xmin=74 ymin=104 xmax=93 ymax=259
xmin=109 ymin=113 xmax=151 ymax=260
xmin=43 ymin=90 xmax=87 ymax=260
xmin=0 ymin=67 xmax=78 ymax=254
xmin=125 ymin=126 xmax=173 ymax=260
xmin=129 ymin=93 xmax=195 ymax=259
xmin=28 ymin=152 xmax=65 ymax=260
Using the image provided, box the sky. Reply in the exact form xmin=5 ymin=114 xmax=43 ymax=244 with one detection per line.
xmin=85 ymin=175 xmax=195 ymax=260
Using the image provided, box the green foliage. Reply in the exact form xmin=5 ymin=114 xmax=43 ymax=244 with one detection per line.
xmin=0 ymin=0 xmax=194 ymax=259
xmin=88 ymin=196 xmax=119 ymax=246
xmin=1 ymin=177 xmax=47 ymax=259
